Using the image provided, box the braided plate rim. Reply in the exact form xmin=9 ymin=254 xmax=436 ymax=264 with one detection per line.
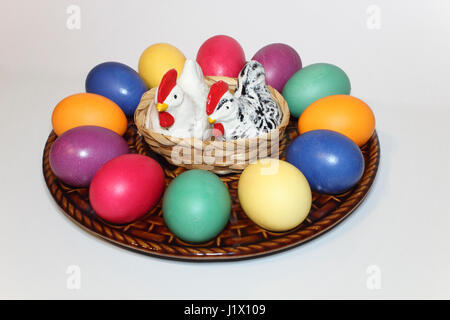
xmin=42 ymin=122 xmax=380 ymax=261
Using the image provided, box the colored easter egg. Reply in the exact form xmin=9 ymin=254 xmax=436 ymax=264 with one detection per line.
xmin=282 ymin=63 xmax=351 ymax=117
xmin=286 ymin=130 xmax=365 ymax=194
xmin=89 ymin=154 xmax=165 ymax=224
xmin=85 ymin=62 xmax=148 ymax=117
xmin=252 ymin=43 xmax=302 ymax=92
xmin=298 ymin=94 xmax=375 ymax=146
xmin=238 ymin=159 xmax=312 ymax=232
xmin=51 ymin=93 xmax=127 ymax=136
xmin=138 ymin=43 xmax=186 ymax=88
xmin=196 ymin=35 xmax=246 ymax=77
xmin=49 ymin=126 xmax=129 ymax=187
xmin=163 ymin=170 xmax=231 ymax=243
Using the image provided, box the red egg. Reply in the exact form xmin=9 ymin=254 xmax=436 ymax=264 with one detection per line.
xmin=196 ymin=35 xmax=246 ymax=77
xmin=89 ymin=154 xmax=165 ymax=224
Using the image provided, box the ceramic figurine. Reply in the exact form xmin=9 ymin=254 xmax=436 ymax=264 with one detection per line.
xmin=146 ymin=60 xmax=210 ymax=139
xmin=206 ymin=61 xmax=282 ymax=140
xmin=177 ymin=59 xmax=210 ymax=140
xmin=146 ymin=68 xmax=196 ymax=138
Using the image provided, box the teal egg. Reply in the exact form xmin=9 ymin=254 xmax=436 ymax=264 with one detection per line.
xmin=162 ymin=170 xmax=231 ymax=243
xmin=282 ymin=63 xmax=351 ymax=117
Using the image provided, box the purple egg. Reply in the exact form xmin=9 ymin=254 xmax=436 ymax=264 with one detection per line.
xmin=49 ymin=126 xmax=129 ymax=187
xmin=252 ymin=43 xmax=302 ymax=92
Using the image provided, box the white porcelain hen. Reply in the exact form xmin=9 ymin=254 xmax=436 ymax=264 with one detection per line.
xmin=146 ymin=60 xmax=210 ymax=139
xmin=146 ymin=68 xmax=197 ymax=138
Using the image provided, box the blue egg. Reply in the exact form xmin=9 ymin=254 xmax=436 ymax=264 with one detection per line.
xmin=86 ymin=62 xmax=148 ymax=117
xmin=286 ymin=130 xmax=364 ymax=194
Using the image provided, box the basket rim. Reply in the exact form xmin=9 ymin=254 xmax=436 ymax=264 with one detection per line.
xmin=134 ymin=75 xmax=291 ymax=146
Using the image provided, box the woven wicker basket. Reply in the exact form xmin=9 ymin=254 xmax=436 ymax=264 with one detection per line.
xmin=134 ymin=76 xmax=290 ymax=174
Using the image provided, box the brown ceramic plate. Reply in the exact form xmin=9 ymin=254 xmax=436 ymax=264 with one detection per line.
xmin=42 ymin=120 xmax=380 ymax=261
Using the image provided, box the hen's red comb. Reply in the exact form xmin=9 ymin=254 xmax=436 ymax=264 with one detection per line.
xmin=157 ymin=69 xmax=177 ymax=103
xmin=206 ymin=81 xmax=229 ymax=115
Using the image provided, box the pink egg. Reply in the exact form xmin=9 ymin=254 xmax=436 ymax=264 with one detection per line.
xmin=89 ymin=154 xmax=165 ymax=224
xmin=196 ymin=35 xmax=246 ymax=78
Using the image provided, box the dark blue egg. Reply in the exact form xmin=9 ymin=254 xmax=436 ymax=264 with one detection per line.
xmin=286 ymin=130 xmax=364 ymax=194
xmin=86 ymin=62 xmax=148 ymax=117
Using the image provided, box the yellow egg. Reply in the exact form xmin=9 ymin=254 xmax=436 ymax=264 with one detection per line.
xmin=238 ymin=159 xmax=312 ymax=232
xmin=138 ymin=43 xmax=186 ymax=88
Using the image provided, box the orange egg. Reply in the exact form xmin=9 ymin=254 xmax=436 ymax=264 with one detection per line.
xmin=52 ymin=93 xmax=127 ymax=136
xmin=298 ymin=95 xmax=375 ymax=146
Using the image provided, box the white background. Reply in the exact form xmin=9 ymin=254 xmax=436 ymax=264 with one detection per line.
xmin=1 ymin=0 xmax=450 ymax=299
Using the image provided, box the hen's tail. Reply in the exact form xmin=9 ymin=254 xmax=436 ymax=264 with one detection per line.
xmin=178 ymin=59 xmax=209 ymax=96
xmin=234 ymin=61 xmax=268 ymax=98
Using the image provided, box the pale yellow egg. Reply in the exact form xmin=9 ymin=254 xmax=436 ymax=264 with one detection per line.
xmin=238 ymin=159 xmax=312 ymax=232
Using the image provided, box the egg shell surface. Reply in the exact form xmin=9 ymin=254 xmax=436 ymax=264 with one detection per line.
xmin=49 ymin=126 xmax=129 ymax=187
xmin=163 ymin=170 xmax=231 ymax=243
xmin=85 ymin=61 xmax=148 ymax=117
xmin=298 ymin=94 xmax=375 ymax=146
xmin=238 ymin=159 xmax=312 ymax=232
xmin=282 ymin=63 xmax=351 ymax=117
xmin=196 ymin=35 xmax=246 ymax=78
xmin=51 ymin=93 xmax=127 ymax=136
xmin=252 ymin=43 xmax=302 ymax=92
xmin=89 ymin=154 xmax=165 ymax=224
xmin=138 ymin=43 xmax=186 ymax=88
xmin=286 ymin=130 xmax=365 ymax=194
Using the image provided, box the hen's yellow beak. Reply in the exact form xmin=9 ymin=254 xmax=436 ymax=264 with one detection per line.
xmin=157 ymin=103 xmax=168 ymax=112
xmin=208 ymin=117 xmax=216 ymax=124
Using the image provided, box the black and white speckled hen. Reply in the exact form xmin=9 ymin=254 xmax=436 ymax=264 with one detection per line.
xmin=205 ymin=61 xmax=283 ymax=140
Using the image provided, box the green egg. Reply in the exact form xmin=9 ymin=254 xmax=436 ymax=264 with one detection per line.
xmin=282 ymin=63 xmax=351 ymax=118
xmin=162 ymin=170 xmax=231 ymax=243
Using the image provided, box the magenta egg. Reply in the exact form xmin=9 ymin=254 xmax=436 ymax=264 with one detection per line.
xmin=252 ymin=43 xmax=302 ymax=92
xmin=49 ymin=126 xmax=129 ymax=187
